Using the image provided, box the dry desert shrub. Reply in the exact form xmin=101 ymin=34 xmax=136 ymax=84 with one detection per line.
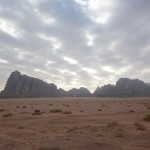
xmin=32 ymin=110 xmax=42 ymax=115
xmin=107 ymin=121 xmax=119 ymax=128
xmin=63 ymin=111 xmax=72 ymax=114
xmin=18 ymin=126 xmax=25 ymax=129
xmin=3 ymin=113 xmax=12 ymax=117
xmin=39 ymin=145 xmax=60 ymax=150
xmin=143 ymin=114 xmax=150 ymax=122
xmin=0 ymin=109 xmax=6 ymax=112
xmin=129 ymin=110 xmax=134 ymax=113
xmin=98 ymin=109 xmax=102 ymax=111
xmin=49 ymin=109 xmax=63 ymax=113
xmin=134 ymin=122 xmax=146 ymax=130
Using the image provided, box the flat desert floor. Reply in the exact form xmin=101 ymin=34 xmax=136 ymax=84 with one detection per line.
xmin=0 ymin=97 xmax=150 ymax=150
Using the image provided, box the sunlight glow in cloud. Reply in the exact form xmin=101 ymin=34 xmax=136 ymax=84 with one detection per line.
xmin=0 ymin=19 xmax=21 ymax=38
xmin=64 ymin=56 xmax=78 ymax=64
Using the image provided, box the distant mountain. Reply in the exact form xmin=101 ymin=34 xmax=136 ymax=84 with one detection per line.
xmin=0 ymin=71 xmax=150 ymax=98
xmin=94 ymin=78 xmax=150 ymax=97
xmin=67 ymin=87 xmax=91 ymax=97
xmin=57 ymin=88 xmax=67 ymax=97
xmin=1 ymin=71 xmax=58 ymax=98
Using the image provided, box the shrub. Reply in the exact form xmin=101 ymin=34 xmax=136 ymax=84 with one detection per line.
xmin=63 ymin=111 xmax=72 ymax=114
xmin=129 ymin=110 xmax=134 ymax=113
xmin=32 ymin=110 xmax=42 ymax=115
xmin=3 ymin=113 xmax=12 ymax=117
xmin=0 ymin=109 xmax=5 ymax=112
xmin=18 ymin=126 xmax=25 ymax=129
xmin=107 ymin=121 xmax=119 ymax=128
xmin=49 ymin=109 xmax=63 ymax=113
xmin=134 ymin=122 xmax=146 ymax=130
xmin=143 ymin=114 xmax=150 ymax=122
xmin=39 ymin=146 xmax=60 ymax=150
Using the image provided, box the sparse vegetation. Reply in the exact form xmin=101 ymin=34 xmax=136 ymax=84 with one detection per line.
xmin=39 ymin=146 xmax=60 ymax=150
xmin=3 ymin=113 xmax=12 ymax=117
xmin=49 ymin=109 xmax=63 ymax=113
xmin=107 ymin=121 xmax=119 ymax=128
xmin=63 ymin=111 xmax=72 ymax=114
xmin=129 ymin=110 xmax=134 ymax=113
xmin=32 ymin=110 xmax=42 ymax=115
xmin=0 ymin=109 xmax=6 ymax=112
xmin=134 ymin=122 xmax=146 ymax=130
xmin=143 ymin=114 xmax=150 ymax=122
xmin=18 ymin=126 xmax=25 ymax=129
xmin=98 ymin=109 xmax=102 ymax=111
xmin=22 ymin=106 xmax=27 ymax=108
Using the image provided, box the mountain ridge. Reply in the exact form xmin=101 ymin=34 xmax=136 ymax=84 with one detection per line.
xmin=0 ymin=71 xmax=150 ymax=98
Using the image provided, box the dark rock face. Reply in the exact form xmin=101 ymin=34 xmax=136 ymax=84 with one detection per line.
xmin=57 ymin=88 xmax=67 ymax=97
xmin=1 ymin=71 xmax=58 ymax=98
xmin=94 ymin=78 xmax=150 ymax=97
xmin=67 ymin=87 xmax=91 ymax=97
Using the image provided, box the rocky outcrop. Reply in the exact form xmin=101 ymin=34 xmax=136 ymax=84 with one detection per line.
xmin=1 ymin=71 xmax=150 ymax=98
xmin=94 ymin=78 xmax=150 ymax=97
xmin=67 ymin=87 xmax=91 ymax=97
xmin=57 ymin=88 xmax=67 ymax=97
xmin=1 ymin=71 xmax=58 ymax=98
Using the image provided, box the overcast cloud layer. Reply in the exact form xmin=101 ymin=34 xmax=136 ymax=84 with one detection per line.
xmin=0 ymin=0 xmax=150 ymax=92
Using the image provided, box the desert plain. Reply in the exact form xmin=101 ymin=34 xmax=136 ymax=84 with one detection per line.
xmin=0 ymin=97 xmax=150 ymax=150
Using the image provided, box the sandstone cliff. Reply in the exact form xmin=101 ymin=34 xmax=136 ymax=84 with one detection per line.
xmin=94 ymin=78 xmax=150 ymax=97
xmin=1 ymin=71 xmax=58 ymax=98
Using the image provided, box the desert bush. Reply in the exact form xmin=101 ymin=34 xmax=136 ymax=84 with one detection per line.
xmin=107 ymin=121 xmax=119 ymax=128
xmin=98 ymin=109 xmax=102 ymax=111
xmin=49 ymin=109 xmax=63 ymax=113
xmin=63 ymin=111 xmax=72 ymax=114
xmin=22 ymin=106 xmax=27 ymax=108
xmin=134 ymin=122 xmax=146 ymax=130
xmin=18 ymin=126 xmax=25 ymax=129
xmin=129 ymin=110 xmax=134 ymax=113
xmin=80 ymin=110 xmax=84 ymax=112
xmin=32 ymin=110 xmax=42 ymax=115
xmin=115 ymin=129 xmax=125 ymax=137
xmin=3 ymin=113 xmax=12 ymax=117
xmin=39 ymin=146 xmax=60 ymax=150
xmin=0 ymin=109 xmax=5 ymax=112
xmin=143 ymin=114 xmax=150 ymax=122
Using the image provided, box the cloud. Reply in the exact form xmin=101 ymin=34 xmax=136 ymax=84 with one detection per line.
xmin=0 ymin=0 xmax=150 ymax=92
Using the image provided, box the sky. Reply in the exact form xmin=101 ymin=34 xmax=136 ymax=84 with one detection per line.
xmin=0 ymin=0 xmax=150 ymax=92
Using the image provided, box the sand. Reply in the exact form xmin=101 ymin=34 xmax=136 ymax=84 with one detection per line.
xmin=0 ymin=97 xmax=150 ymax=150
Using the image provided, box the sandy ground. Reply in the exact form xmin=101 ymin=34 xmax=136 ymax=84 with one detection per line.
xmin=0 ymin=97 xmax=150 ymax=150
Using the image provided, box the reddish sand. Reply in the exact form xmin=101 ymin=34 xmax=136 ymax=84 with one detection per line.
xmin=0 ymin=97 xmax=150 ymax=150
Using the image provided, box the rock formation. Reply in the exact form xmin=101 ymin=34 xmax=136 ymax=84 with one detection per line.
xmin=0 ymin=71 xmax=150 ymax=98
xmin=94 ymin=78 xmax=150 ymax=97
xmin=1 ymin=71 xmax=58 ymax=98
xmin=67 ymin=87 xmax=91 ymax=97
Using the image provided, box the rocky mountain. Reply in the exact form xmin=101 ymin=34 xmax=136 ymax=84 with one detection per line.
xmin=57 ymin=88 xmax=67 ymax=97
xmin=0 ymin=71 xmax=150 ymax=98
xmin=94 ymin=78 xmax=150 ymax=97
xmin=67 ymin=87 xmax=91 ymax=97
xmin=1 ymin=71 xmax=58 ymax=98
